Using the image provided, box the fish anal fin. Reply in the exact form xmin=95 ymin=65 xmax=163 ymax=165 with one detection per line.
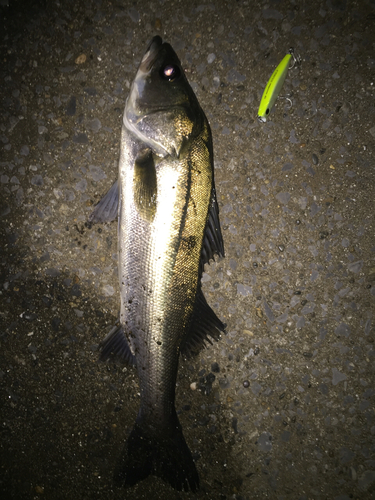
xmin=100 ymin=323 xmax=136 ymax=366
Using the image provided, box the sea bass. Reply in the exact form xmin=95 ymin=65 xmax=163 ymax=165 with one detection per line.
xmin=89 ymin=36 xmax=225 ymax=492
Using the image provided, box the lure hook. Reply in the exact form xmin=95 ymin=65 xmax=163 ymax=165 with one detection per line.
xmin=288 ymin=47 xmax=301 ymax=69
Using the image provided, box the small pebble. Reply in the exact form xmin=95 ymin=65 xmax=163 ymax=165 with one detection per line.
xmin=243 ymin=380 xmax=250 ymax=388
xmin=190 ymin=382 xmax=197 ymax=391
xmin=312 ymin=153 xmax=319 ymax=165
xmin=75 ymin=54 xmax=86 ymax=64
xmin=207 ymin=53 xmax=216 ymax=64
xmin=211 ymin=362 xmax=220 ymax=373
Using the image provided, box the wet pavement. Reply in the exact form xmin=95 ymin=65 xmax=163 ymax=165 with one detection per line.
xmin=1 ymin=0 xmax=374 ymax=499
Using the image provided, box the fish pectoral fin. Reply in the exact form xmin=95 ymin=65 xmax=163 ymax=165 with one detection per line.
xmin=180 ymin=287 xmax=226 ymax=358
xmin=133 ymin=149 xmax=157 ymax=222
xmin=88 ymin=179 xmax=119 ymax=224
xmin=99 ymin=323 xmax=136 ymax=366
xmin=200 ymin=186 xmax=225 ymax=272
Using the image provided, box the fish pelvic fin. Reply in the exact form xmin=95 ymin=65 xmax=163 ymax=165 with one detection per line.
xmin=88 ymin=179 xmax=119 ymax=224
xmin=114 ymin=417 xmax=199 ymax=492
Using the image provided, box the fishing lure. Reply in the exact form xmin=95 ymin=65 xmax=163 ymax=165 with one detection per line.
xmin=257 ymin=48 xmax=300 ymax=122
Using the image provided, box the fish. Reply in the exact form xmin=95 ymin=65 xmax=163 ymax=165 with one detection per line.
xmin=89 ymin=36 xmax=225 ymax=492
xmin=257 ymin=47 xmax=300 ymax=122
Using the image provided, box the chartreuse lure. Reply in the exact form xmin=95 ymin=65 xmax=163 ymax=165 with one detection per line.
xmin=257 ymin=48 xmax=300 ymax=122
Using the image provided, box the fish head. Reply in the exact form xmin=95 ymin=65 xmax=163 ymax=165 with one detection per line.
xmin=124 ymin=36 xmax=204 ymax=158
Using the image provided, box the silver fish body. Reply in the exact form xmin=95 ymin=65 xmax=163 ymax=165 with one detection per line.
xmin=90 ymin=36 xmax=225 ymax=492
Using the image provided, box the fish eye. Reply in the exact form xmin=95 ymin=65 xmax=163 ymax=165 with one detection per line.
xmin=266 ymin=108 xmax=270 ymax=115
xmin=161 ymin=64 xmax=181 ymax=82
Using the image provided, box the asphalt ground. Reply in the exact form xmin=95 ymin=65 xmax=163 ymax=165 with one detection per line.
xmin=1 ymin=1 xmax=374 ymax=498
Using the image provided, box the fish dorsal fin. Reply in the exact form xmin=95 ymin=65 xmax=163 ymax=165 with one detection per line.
xmin=180 ymin=287 xmax=226 ymax=358
xmin=88 ymin=179 xmax=119 ymax=224
xmin=200 ymin=186 xmax=224 ymax=273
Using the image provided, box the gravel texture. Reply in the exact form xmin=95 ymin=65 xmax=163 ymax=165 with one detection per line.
xmin=1 ymin=0 xmax=374 ymax=499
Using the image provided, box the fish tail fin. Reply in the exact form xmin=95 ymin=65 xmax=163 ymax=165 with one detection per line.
xmin=114 ymin=417 xmax=199 ymax=492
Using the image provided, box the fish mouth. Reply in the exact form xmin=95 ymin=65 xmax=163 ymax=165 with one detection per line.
xmin=140 ymin=36 xmax=163 ymax=72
